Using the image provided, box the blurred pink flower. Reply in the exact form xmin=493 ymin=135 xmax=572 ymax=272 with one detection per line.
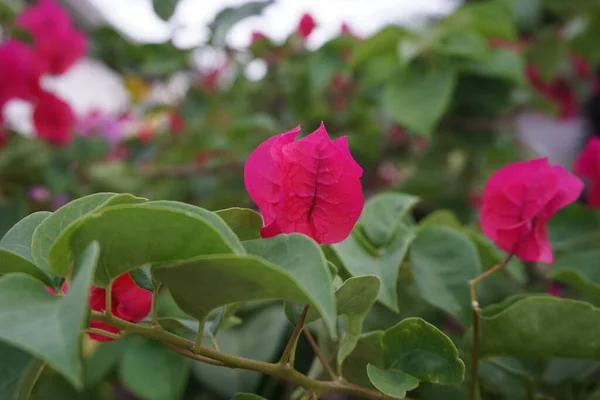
xmin=33 ymin=91 xmax=74 ymax=146
xmin=297 ymin=13 xmax=316 ymax=39
xmin=574 ymin=137 xmax=600 ymax=208
xmin=28 ymin=185 xmax=50 ymax=203
xmin=0 ymin=40 xmax=44 ymax=103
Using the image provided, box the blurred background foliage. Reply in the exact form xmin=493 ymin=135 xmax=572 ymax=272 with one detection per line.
xmin=2 ymin=0 xmax=600 ymax=399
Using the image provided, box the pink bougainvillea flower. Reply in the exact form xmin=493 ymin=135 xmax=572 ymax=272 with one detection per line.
xmin=33 ymin=91 xmax=75 ymax=146
xmin=525 ymin=64 xmax=578 ymax=120
xmin=0 ymin=40 xmax=44 ymax=101
xmin=297 ymin=13 xmax=316 ymax=39
xmin=88 ymin=273 xmax=152 ymax=342
xmin=547 ymin=282 xmax=566 ymax=298
xmin=169 ymin=110 xmax=185 ymax=134
xmin=17 ymin=0 xmax=87 ymax=75
xmin=574 ymin=137 xmax=600 ymax=208
xmin=250 ymin=31 xmax=267 ymax=45
xmin=244 ymin=123 xmax=364 ymax=244
xmin=481 ymin=158 xmax=583 ymax=263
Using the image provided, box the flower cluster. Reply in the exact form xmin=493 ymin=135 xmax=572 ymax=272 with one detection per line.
xmin=0 ymin=0 xmax=86 ymax=146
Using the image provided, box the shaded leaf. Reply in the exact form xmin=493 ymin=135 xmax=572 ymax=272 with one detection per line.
xmin=232 ymin=394 xmax=267 ymax=400
xmin=32 ymin=193 xmax=145 ymax=276
xmin=152 ymin=0 xmax=178 ymax=20
xmin=382 ymin=318 xmax=465 ymax=384
xmin=130 ymin=265 xmax=153 ymax=292
xmin=0 ymin=211 xmax=51 ymax=262
xmin=0 ymin=341 xmax=40 ymax=400
xmin=461 ymin=48 xmax=524 ymax=83
xmin=0 ymin=249 xmax=53 ymax=287
xmin=0 ymin=242 xmax=100 ymax=388
xmin=84 ymin=339 xmax=129 ymax=386
xmin=216 ymin=208 xmax=262 ymax=241
xmin=551 ymin=250 xmax=600 ymax=304
xmin=351 ymin=26 xmax=410 ymax=67
xmin=210 ymin=1 xmax=273 ymax=46
xmin=367 ymin=363 xmax=419 ymax=398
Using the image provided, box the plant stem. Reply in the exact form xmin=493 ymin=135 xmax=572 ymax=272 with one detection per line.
xmin=194 ymin=319 xmax=206 ymax=354
xmin=151 ymin=283 xmax=162 ymax=327
xmin=90 ymin=310 xmax=407 ymax=400
xmin=104 ymin=281 xmax=113 ymax=317
xmin=166 ymin=343 xmax=224 ymax=366
xmin=279 ymin=304 xmax=310 ymax=365
xmin=468 ymin=254 xmax=514 ymax=400
xmin=86 ymin=328 xmax=123 ymax=341
xmin=303 ymin=328 xmax=337 ymax=381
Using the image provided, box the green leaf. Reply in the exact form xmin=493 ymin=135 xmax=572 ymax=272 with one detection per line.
xmin=551 ymin=250 xmax=600 ymax=304
xmin=129 ymin=265 xmax=153 ymax=291
xmin=308 ymin=50 xmax=345 ymax=94
xmin=418 ymin=210 xmax=462 ymax=230
xmin=210 ymin=1 xmax=273 ymax=46
xmin=232 ymin=394 xmax=267 ymax=400
xmin=342 ymin=331 xmax=385 ymax=387
xmin=445 ymin=0 xmax=516 ymax=39
xmin=542 ymin=358 xmax=600 ymax=385
xmin=120 ymin=337 xmax=190 ymax=400
xmin=0 ymin=242 xmax=100 ymax=388
xmin=382 ymin=317 xmax=465 ymax=384
xmin=193 ymin=305 xmax=288 ymax=397
xmin=63 ymin=204 xmax=235 ymax=286
xmin=333 ymin=225 xmax=415 ymax=312
xmin=0 ymin=211 xmax=51 ymax=262
xmin=383 ymin=64 xmax=456 ymax=136
xmin=359 ymin=192 xmax=419 ymax=248
xmin=548 ymin=203 xmax=600 ymax=251
xmin=461 ymin=48 xmax=525 ymax=83
xmin=409 ymin=227 xmax=483 ymax=324
xmin=84 ymin=339 xmax=129 ymax=386
xmin=0 ymin=342 xmax=44 ymax=400
xmin=367 ymin=364 xmax=419 ymax=398
xmin=32 ymin=193 xmax=145 ymax=276
xmin=527 ymin=29 xmax=568 ymax=81
xmin=154 ymin=234 xmax=336 ymax=335
xmin=215 ymin=208 xmax=262 ymax=241
xmin=152 ymin=0 xmax=178 ymax=20
xmin=479 ymin=358 xmax=529 ymax=400
xmin=479 ymin=296 xmax=600 ymax=359
xmin=437 ymin=31 xmax=489 ymax=59
xmin=0 ymin=249 xmax=53 ymax=287
xmin=147 ymin=201 xmax=245 ymax=254
xmin=351 ymin=26 xmax=410 ymax=68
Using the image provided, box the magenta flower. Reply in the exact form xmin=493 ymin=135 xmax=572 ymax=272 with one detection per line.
xmin=0 ymin=40 xmax=44 ymax=103
xmin=297 ymin=13 xmax=316 ymax=39
xmin=574 ymin=137 xmax=600 ymax=208
xmin=481 ymin=158 xmax=583 ymax=263
xmin=28 ymin=186 xmax=50 ymax=203
xmin=33 ymin=91 xmax=75 ymax=146
xmin=244 ymin=123 xmax=364 ymax=244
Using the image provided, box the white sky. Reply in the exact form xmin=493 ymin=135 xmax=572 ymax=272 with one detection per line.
xmin=88 ymin=0 xmax=460 ymax=49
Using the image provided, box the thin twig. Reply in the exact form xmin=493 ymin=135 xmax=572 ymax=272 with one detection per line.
xmin=303 ymin=328 xmax=337 ymax=381
xmin=104 ymin=281 xmax=113 ymax=317
xmin=151 ymin=283 xmax=162 ymax=327
xmin=86 ymin=328 xmax=123 ymax=341
xmin=165 ymin=343 xmax=225 ymax=366
xmin=279 ymin=304 xmax=310 ymax=365
xmin=468 ymin=254 xmax=514 ymax=400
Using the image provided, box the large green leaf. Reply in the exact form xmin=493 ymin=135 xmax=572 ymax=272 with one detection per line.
xmin=215 ymin=208 xmax=262 ymax=241
xmin=32 ymin=193 xmax=145 ymax=276
xmin=445 ymin=0 xmax=516 ymax=39
xmin=0 ymin=211 xmax=51 ymax=262
xmin=409 ymin=227 xmax=483 ymax=324
xmin=381 ymin=318 xmax=465 ymax=384
xmin=120 ymin=337 xmax=190 ymax=400
xmin=350 ymin=26 xmax=410 ymax=67
xmin=437 ymin=31 xmax=489 ymax=60
xmin=147 ymin=201 xmax=244 ymax=254
xmin=383 ymin=64 xmax=456 ymax=136
xmin=548 ymin=203 xmax=600 ymax=252
xmin=154 ymin=234 xmax=336 ymax=334
xmin=367 ymin=363 xmax=419 ymax=398
xmin=0 ymin=342 xmax=44 ymax=400
xmin=0 ymin=249 xmax=53 ymax=287
xmin=480 ymin=296 xmax=600 ymax=358
xmin=63 ymin=204 xmax=235 ymax=286
xmin=193 ymin=305 xmax=288 ymax=397
xmin=152 ymin=0 xmax=178 ymax=20
xmin=209 ymin=1 xmax=273 ymax=46
xmin=342 ymin=331 xmax=385 ymax=387
xmin=358 ymin=192 xmax=419 ymax=248
xmin=0 ymin=242 xmax=99 ymax=388
xmin=460 ymin=48 xmax=524 ymax=83
xmin=333 ymin=226 xmax=414 ymax=312
xmin=551 ymin=250 xmax=600 ymax=304
xmin=84 ymin=339 xmax=129 ymax=386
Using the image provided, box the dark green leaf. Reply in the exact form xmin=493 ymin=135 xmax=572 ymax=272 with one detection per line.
xmin=409 ymin=227 xmax=483 ymax=324
xmin=527 ymin=29 xmax=568 ymax=81
xmin=461 ymin=48 xmax=525 ymax=83
xmin=0 ymin=342 xmax=42 ymax=400
xmin=232 ymin=394 xmax=267 ymax=400
xmin=359 ymin=192 xmax=419 ymax=248
xmin=367 ymin=364 xmax=419 ymax=398
xmin=382 ymin=317 xmax=465 ymax=384
xmin=351 ymin=26 xmax=410 ymax=68
xmin=120 ymin=337 xmax=190 ymax=400
xmin=0 ymin=242 xmax=100 ymax=388
xmin=542 ymin=358 xmax=600 ymax=385
xmin=215 ymin=208 xmax=262 ymax=241
xmin=210 ymin=1 xmax=273 ymax=46
xmin=154 ymin=234 xmax=336 ymax=335
xmin=0 ymin=249 xmax=53 ymax=287
xmin=130 ymin=265 xmax=153 ymax=292
xmin=32 ymin=193 xmax=145 ymax=276
xmin=63 ymin=204 xmax=234 ymax=286
xmin=84 ymin=339 xmax=129 ymax=386
xmin=551 ymin=250 xmax=600 ymax=304
xmin=383 ymin=64 xmax=456 ymax=136
xmin=0 ymin=211 xmax=51 ymax=262
xmin=480 ymin=296 xmax=600 ymax=359
xmin=152 ymin=0 xmax=178 ymax=20
xmin=437 ymin=31 xmax=489 ymax=59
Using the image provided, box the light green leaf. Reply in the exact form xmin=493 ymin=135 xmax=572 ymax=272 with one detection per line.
xmin=445 ymin=0 xmax=516 ymax=39
xmin=63 ymin=204 xmax=235 ymax=286
xmin=216 ymin=208 xmax=262 ymax=241
xmin=193 ymin=305 xmax=288 ymax=397
xmin=366 ymin=364 xmax=419 ymax=398
xmin=418 ymin=210 xmax=462 ymax=230
xmin=359 ymin=192 xmax=419 ymax=248
xmin=210 ymin=1 xmax=273 ymax=46
xmin=382 ymin=318 xmax=465 ymax=384
xmin=437 ymin=31 xmax=489 ymax=59
xmin=154 ymin=234 xmax=336 ymax=335
xmin=480 ymin=296 xmax=600 ymax=358
xmin=0 ymin=249 xmax=53 ymax=287
xmin=551 ymin=250 xmax=600 ymax=304
xmin=147 ymin=201 xmax=245 ymax=254
xmin=351 ymin=26 xmax=410 ymax=68
xmin=120 ymin=337 xmax=190 ymax=400
xmin=409 ymin=227 xmax=483 ymax=324
xmin=342 ymin=331 xmax=385 ymax=387
xmin=0 ymin=242 xmax=100 ymax=388
xmin=461 ymin=48 xmax=524 ymax=83
xmin=32 ymin=193 xmax=145 ymax=276
xmin=333 ymin=226 xmax=414 ymax=311
xmin=1 ymin=211 xmax=51 ymax=262
xmin=152 ymin=0 xmax=178 ymax=20
xmin=383 ymin=64 xmax=456 ymax=136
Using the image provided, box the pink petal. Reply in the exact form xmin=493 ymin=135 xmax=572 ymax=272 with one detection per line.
xmin=588 ymin=183 xmax=600 ymax=208
xmin=574 ymin=138 xmax=600 ymax=179
xmin=277 ymin=124 xmax=363 ymax=244
xmin=333 ymin=135 xmax=363 ymax=177
xmin=111 ymin=274 xmax=152 ymax=322
xmin=539 ymin=165 xmax=584 ymax=218
xmin=260 ymin=220 xmax=282 ymax=239
xmin=244 ymin=127 xmax=300 ymax=226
